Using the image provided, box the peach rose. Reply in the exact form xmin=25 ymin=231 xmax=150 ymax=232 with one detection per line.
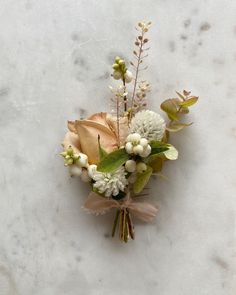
xmin=63 ymin=112 xmax=128 ymax=164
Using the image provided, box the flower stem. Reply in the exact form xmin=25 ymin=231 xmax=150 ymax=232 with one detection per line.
xmin=112 ymin=209 xmax=120 ymax=237
xmin=130 ymin=30 xmax=144 ymax=111
xmin=122 ymin=78 xmax=127 ymax=112
xmin=116 ymin=95 xmax=120 ymax=147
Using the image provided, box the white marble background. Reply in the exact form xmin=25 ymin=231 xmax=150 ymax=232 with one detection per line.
xmin=0 ymin=0 xmax=235 ymax=294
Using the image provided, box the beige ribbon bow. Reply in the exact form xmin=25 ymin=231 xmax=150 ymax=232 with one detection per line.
xmin=83 ymin=192 xmax=158 ymax=222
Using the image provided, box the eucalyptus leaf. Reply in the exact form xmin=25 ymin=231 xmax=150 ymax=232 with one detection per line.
xmin=166 ymin=122 xmax=192 ymax=132
xmin=97 ymin=148 xmax=129 ymax=173
xmin=161 ymin=98 xmax=179 ymax=121
xmin=133 ymin=166 xmax=153 ymax=194
xmin=179 ymin=96 xmax=198 ymax=107
xmin=163 ymin=145 xmax=178 ymax=160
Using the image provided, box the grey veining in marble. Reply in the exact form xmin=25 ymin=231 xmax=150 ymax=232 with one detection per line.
xmin=0 ymin=0 xmax=235 ymax=294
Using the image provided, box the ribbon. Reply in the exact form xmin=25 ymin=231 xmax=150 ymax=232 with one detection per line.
xmin=83 ymin=192 xmax=158 ymax=222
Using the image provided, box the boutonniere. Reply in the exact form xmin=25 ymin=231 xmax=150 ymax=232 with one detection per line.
xmin=60 ymin=21 xmax=198 ymax=242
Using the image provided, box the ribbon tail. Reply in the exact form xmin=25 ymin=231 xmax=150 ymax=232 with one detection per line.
xmin=128 ymin=201 xmax=158 ymax=222
xmin=83 ymin=192 xmax=119 ymax=215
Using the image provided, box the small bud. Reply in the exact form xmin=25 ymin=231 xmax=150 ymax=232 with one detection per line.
xmin=143 ymin=38 xmax=149 ymax=43
xmin=67 ymin=147 xmax=73 ymax=156
xmin=135 ymin=41 xmax=140 ymax=46
xmin=138 ymin=36 xmax=143 ymax=41
xmin=60 ymin=151 xmax=67 ymax=157
xmin=115 ymin=56 xmax=120 ymax=62
xmin=67 ymin=158 xmax=74 ymax=165
xmin=118 ymin=59 xmax=125 ymax=66
xmin=112 ymin=64 xmax=119 ymax=70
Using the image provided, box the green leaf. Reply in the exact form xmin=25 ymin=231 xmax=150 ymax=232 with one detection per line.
xmin=133 ymin=166 xmax=153 ymax=194
xmin=161 ymin=98 xmax=179 ymax=121
xmin=97 ymin=148 xmax=129 ymax=173
xmin=179 ymin=96 xmax=198 ymax=107
xmin=98 ymin=135 xmax=108 ymax=161
xmin=163 ymin=145 xmax=178 ymax=160
xmin=149 ymin=141 xmax=169 ymax=155
xmin=148 ymin=157 xmax=163 ymax=172
xmin=147 ymin=142 xmax=178 ymax=161
xmin=166 ymin=122 xmax=192 ymax=132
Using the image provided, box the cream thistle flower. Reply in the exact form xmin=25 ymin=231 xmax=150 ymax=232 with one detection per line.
xmin=130 ymin=110 xmax=166 ymax=141
xmin=92 ymin=167 xmax=128 ymax=197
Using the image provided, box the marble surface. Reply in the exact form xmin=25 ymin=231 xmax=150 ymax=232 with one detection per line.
xmin=0 ymin=0 xmax=236 ymax=294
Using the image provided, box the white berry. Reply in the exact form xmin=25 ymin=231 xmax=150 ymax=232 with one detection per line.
xmin=133 ymin=144 xmax=143 ymax=155
xmin=140 ymin=138 xmax=148 ymax=147
xmin=88 ymin=164 xmax=97 ymax=178
xmin=140 ymin=144 xmax=151 ymax=157
xmin=136 ymin=162 xmax=147 ymax=173
xmin=69 ymin=165 xmax=82 ymax=177
xmin=77 ymin=153 xmax=88 ymax=167
xmin=124 ymin=70 xmax=133 ymax=83
xmin=129 ymin=133 xmax=141 ymax=142
xmin=125 ymin=142 xmax=133 ymax=154
xmin=125 ymin=160 xmax=136 ymax=173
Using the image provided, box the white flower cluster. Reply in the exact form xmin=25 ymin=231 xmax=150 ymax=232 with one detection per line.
xmin=130 ymin=110 xmax=166 ymax=142
xmin=89 ymin=166 xmax=128 ymax=197
xmin=125 ymin=133 xmax=151 ymax=158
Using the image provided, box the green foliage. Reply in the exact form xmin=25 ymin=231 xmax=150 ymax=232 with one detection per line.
xmin=161 ymin=90 xmax=198 ymax=132
xmin=148 ymin=157 xmax=163 ymax=172
xmin=147 ymin=142 xmax=178 ymax=162
xmin=149 ymin=141 xmax=169 ymax=155
xmin=97 ymin=148 xmax=129 ymax=173
xmin=166 ymin=123 xmax=192 ymax=132
xmin=98 ymin=135 xmax=108 ymax=161
xmin=133 ymin=166 xmax=153 ymax=194
xmin=161 ymin=98 xmax=179 ymax=121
